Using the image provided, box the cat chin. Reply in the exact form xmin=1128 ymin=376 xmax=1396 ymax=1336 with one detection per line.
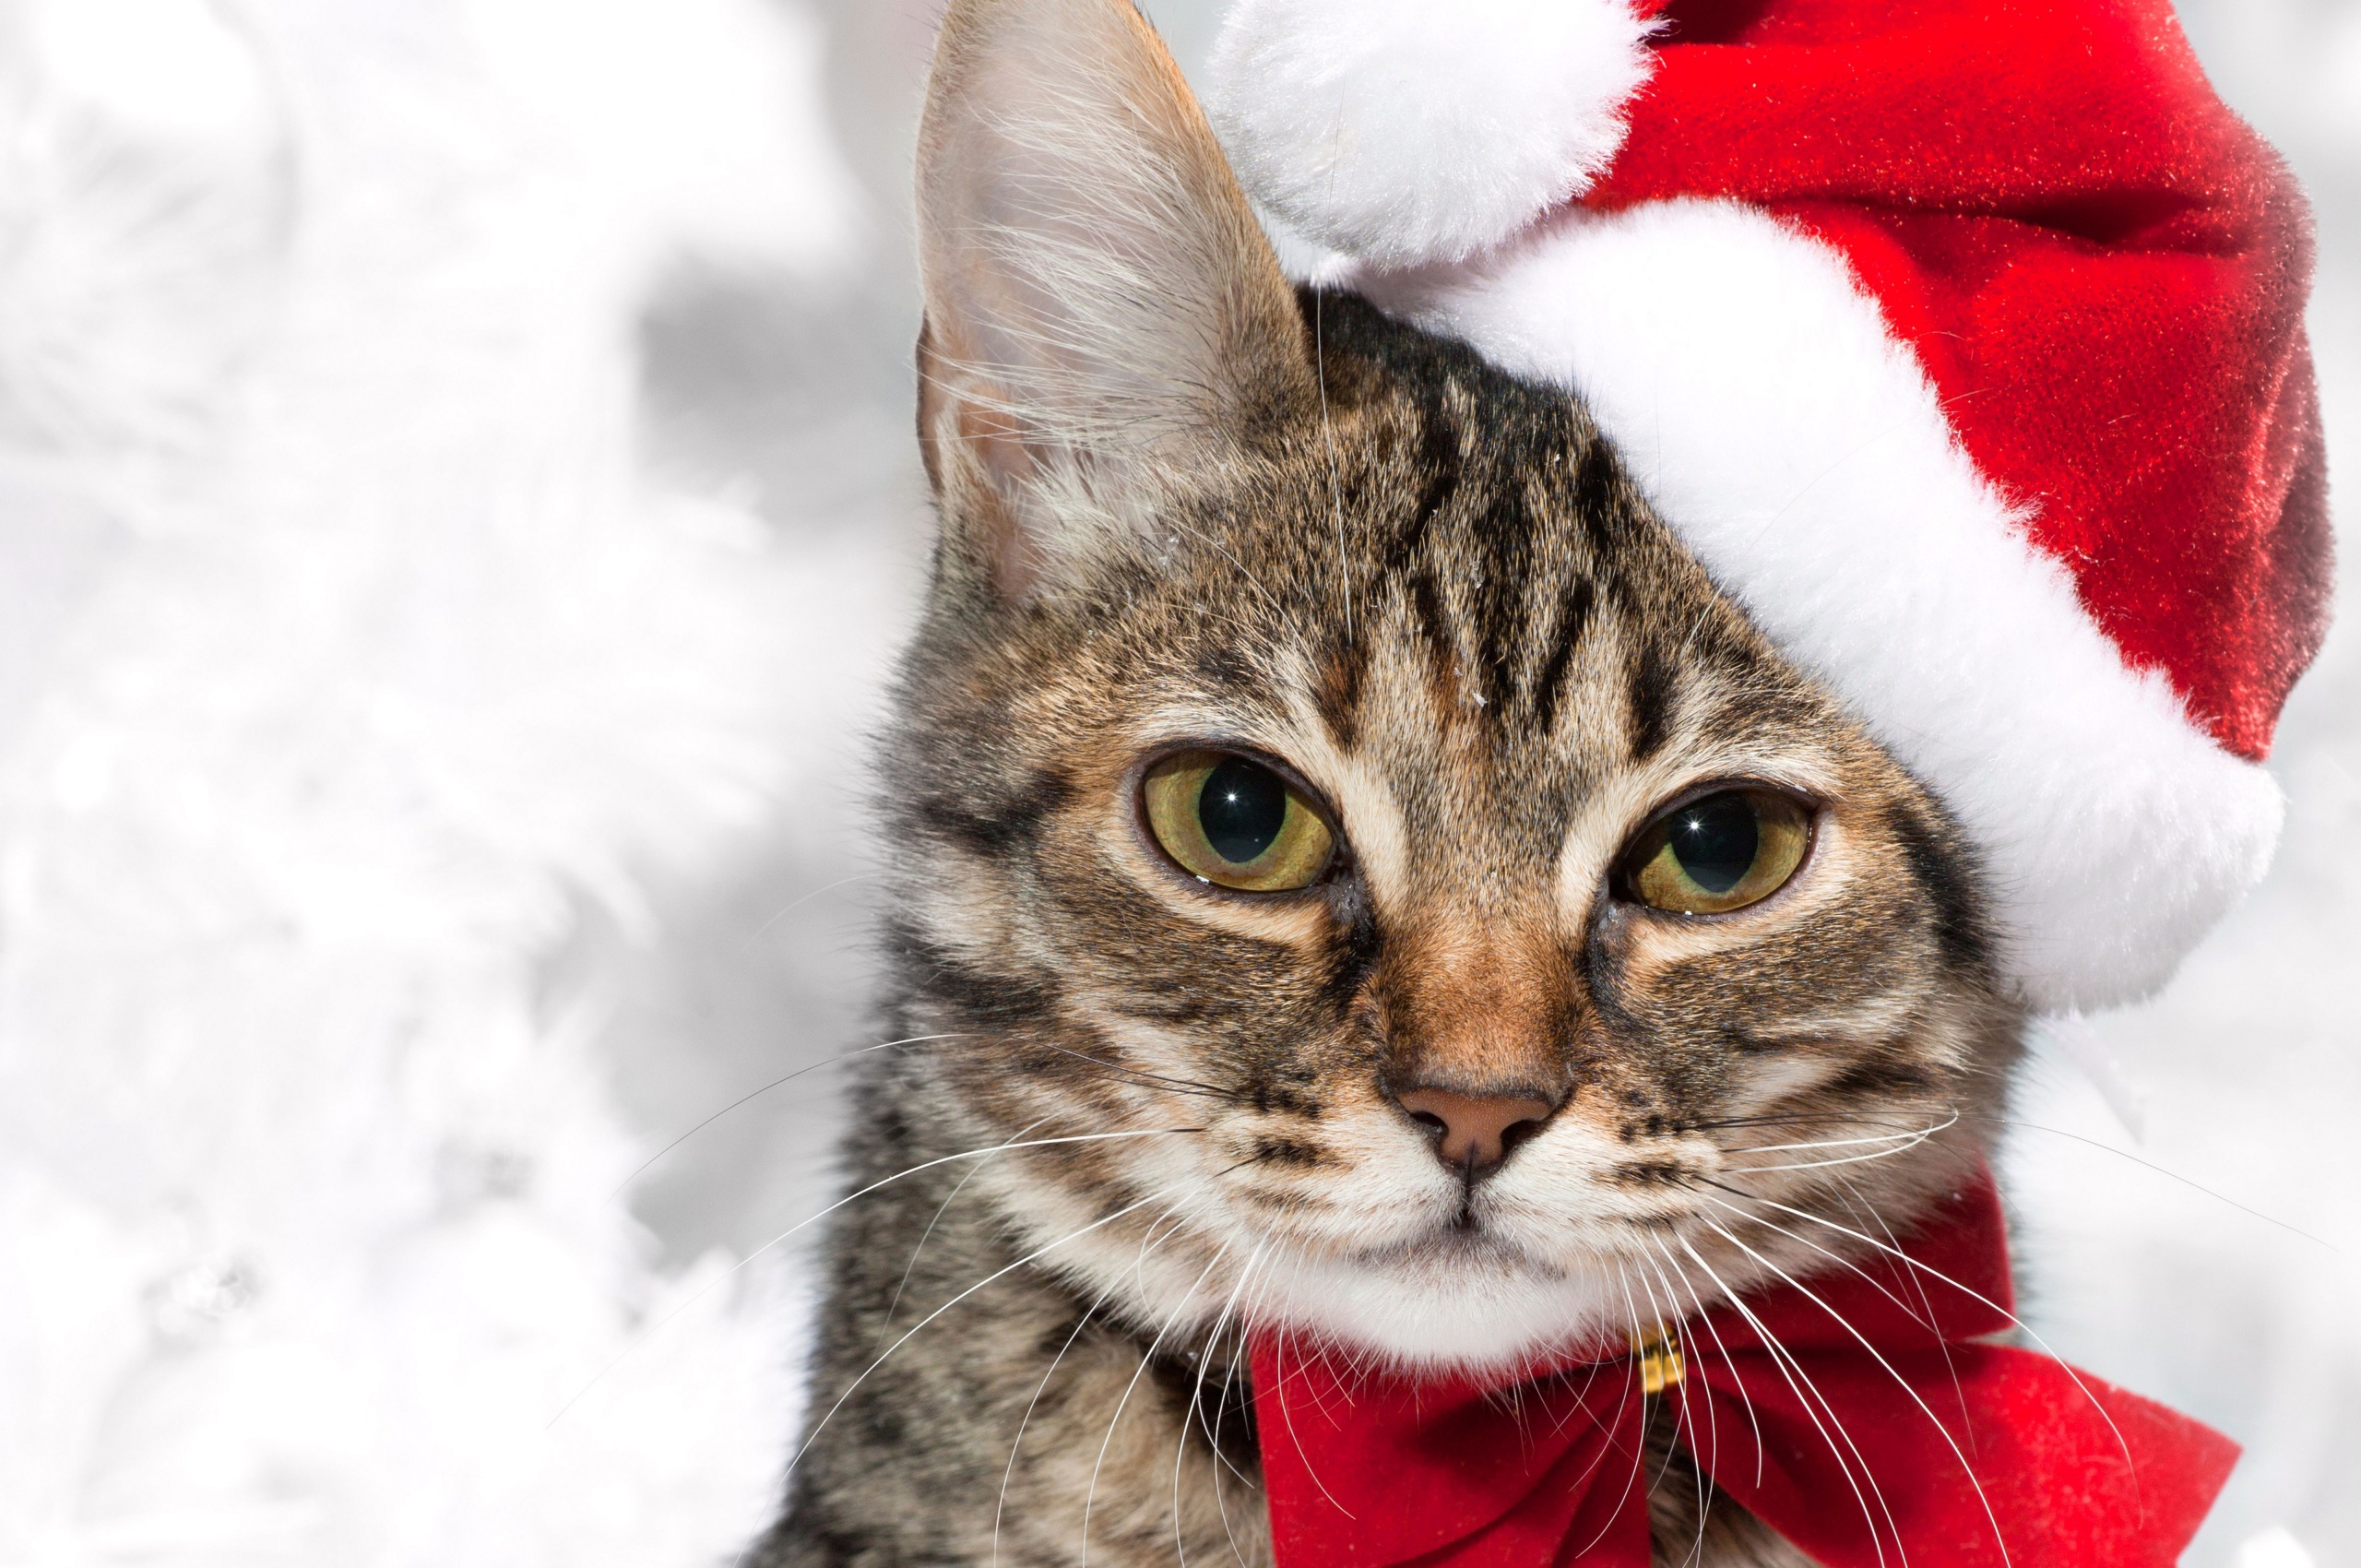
xmin=1247 ymin=1242 xmax=1639 ymax=1374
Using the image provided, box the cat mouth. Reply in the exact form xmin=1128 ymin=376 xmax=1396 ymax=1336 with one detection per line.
xmin=1357 ymin=1214 xmax=1556 ymax=1276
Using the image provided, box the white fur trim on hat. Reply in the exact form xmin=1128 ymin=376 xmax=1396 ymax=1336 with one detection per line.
xmin=1348 ymin=200 xmax=2284 ymax=1014
xmin=1206 ymin=0 xmax=1659 ymax=268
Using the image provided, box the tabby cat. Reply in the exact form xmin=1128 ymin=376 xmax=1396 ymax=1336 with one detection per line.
xmin=754 ymin=0 xmax=2016 ymax=1563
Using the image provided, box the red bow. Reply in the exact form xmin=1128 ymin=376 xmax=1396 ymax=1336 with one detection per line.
xmin=1251 ymin=1177 xmax=2236 ymax=1566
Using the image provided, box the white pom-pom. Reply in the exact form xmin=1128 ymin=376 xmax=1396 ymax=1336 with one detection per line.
xmin=1208 ymin=0 xmax=1658 ymax=267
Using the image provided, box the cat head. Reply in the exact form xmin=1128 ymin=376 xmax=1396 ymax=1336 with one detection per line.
xmin=888 ymin=0 xmax=2019 ymax=1370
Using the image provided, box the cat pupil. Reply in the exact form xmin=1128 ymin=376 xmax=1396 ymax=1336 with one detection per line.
xmin=1198 ymin=758 xmax=1287 ymax=864
xmin=1669 ymin=796 xmax=1760 ymax=894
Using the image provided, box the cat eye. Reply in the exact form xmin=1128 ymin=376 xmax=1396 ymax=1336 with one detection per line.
xmin=1617 ymin=789 xmax=1812 ymax=916
xmin=1141 ymin=751 xmax=1336 ymax=892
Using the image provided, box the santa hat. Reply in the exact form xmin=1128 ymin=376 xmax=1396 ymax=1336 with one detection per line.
xmin=1208 ymin=0 xmax=2331 ymax=1014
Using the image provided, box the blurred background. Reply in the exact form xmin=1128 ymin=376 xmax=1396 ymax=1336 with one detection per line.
xmin=0 ymin=1 xmax=2352 ymax=1564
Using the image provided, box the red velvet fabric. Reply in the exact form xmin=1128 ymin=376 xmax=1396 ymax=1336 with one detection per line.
xmin=1251 ymin=1177 xmax=2237 ymax=1567
xmin=1584 ymin=0 xmax=2329 ymax=760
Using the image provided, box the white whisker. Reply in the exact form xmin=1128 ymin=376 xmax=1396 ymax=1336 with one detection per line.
xmin=1706 ymin=1217 xmax=2017 ymax=1566
xmin=1679 ymin=1230 xmax=1898 ymax=1568
xmin=1172 ymin=1241 xmax=1269 ymax=1568
xmin=994 ymin=1272 xmax=1125 ymax=1568
xmin=1624 ymin=1257 xmax=1690 ymax=1503
xmin=1634 ymin=1243 xmax=1712 ymax=1559
xmin=1721 ymin=1113 xmax=1959 ymax=1158
xmin=552 ymin=1124 xmax=1204 ymax=1429
xmin=1559 ymin=1264 xmax=1650 ymax=1563
xmin=1081 ymin=1228 xmax=1231 ymax=1568
xmin=1834 ymin=1175 xmax=1976 ymax=1446
xmin=1264 ymin=1330 xmax=1358 ymax=1522
xmin=1703 ymin=1179 xmax=2137 ymax=1486
xmin=610 ymin=1031 xmax=968 ymax=1198
xmin=1206 ymin=1315 xmax=1263 ymax=1568
xmin=882 ymin=1113 xmax=1060 ymax=1344
xmin=1719 ymin=1132 xmax=1943 ymax=1175
xmin=1647 ymin=1231 xmax=1763 ymax=1491
xmin=787 ymin=1180 xmax=1200 ymax=1489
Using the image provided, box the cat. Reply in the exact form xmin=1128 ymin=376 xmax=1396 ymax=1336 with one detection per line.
xmin=753 ymin=0 xmax=2019 ymax=1562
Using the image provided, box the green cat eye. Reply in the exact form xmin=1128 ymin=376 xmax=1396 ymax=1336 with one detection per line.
xmin=1142 ymin=752 xmax=1335 ymax=892
xmin=1619 ymin=789 xmax=1812 ymax=916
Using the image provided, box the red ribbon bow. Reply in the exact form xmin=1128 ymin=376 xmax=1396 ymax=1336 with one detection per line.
xmin=1251 ymin=1177 xmax=2236 ymax=1566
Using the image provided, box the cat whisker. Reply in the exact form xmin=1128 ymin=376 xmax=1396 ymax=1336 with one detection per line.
xmin=1558 ymin=1269 xmax=1650 ymax=1563
xmin=1698 ymin=1217 xmax=2006 ymax=1566
xmin=1536 ymin=1337 xmax=1619 ymax=1443
xmin=789 ymin=1178 xmax=1204 ymax=1491
xmin=552 ymin=1123 xmax=1204 ymax=1430
xmin=1633 ymin=1243 xmax=1714 ymax=1554
xmin=1648 ymin=1228 xmax=1769 ymax=1564
xmin=1717 ymin=1137 xmax=1939 ymax=1174
xmin=1208 ymin=1148 xmax=1280 ymax=1181
xmin=770 ymin=1125 xmax=1207 ymax=1275
xmin=879 ymin=1113 xmax=1062 ymax=1346
xmin=994 ymin=1273 xmax=1124 ymax=1568
xmin=609 ymin=1031 xmax=969 ymax=1198
xmin=1081 ymin=1227 xmax=1232 ymax=1568
xmin=1647 ymin=1229 xmax=1764 ymax=1491
xmin=1207 ymin=1273 xmax=1268 ymax=1489
xmin=741 ymin=870 xmax=884 ymax=946
xmin=1621 ymin=1258 xmax=1693 ymax=1508
xmin=1000 ymin=1033 xmax=1252 ymax=1105
xmin=1703 ymin=1108 xmax=2331 ymax=1242
xmin=1698 ymin=1176 xmax=1964 ymax=1378
xmin=1209 ymin=1324 xmax=1261 ymax=1496
xmin=1717 ymin=1113 xmax=1959 ymax=1158
xmin=1261 ymin=1328 xmax=1359 ymax=1523
xmin=1000 ymin=1165 xmax=1283 ymax=1568
xmin=1174 ymin=1240 xmax=1268 ymax=1568
xmin=1211 ymin=1343 xmax=1259 ymax=1568
xmin=2000 ymin=1117 xmax=2338 ymax=1251
xmin=1831 ymin=1174 xmax=1978 ymax=1439
xmin=1690 ymin=1110 xmax=1958 ymax=1133
xmin=1689 ymin=1175 xmax=2137 ymax=1484
xmin=1677 ymin=1230 xmax=1899 ymax=1565
xmin=1714 ymin=1109 xmax=2333 ymax=1246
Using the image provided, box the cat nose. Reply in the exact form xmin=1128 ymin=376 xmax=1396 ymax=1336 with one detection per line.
xmin=1393 ymin=1086 xmax=1560 ymax=1179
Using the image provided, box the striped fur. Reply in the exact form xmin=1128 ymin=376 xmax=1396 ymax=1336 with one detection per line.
xmin=756 ymin=3 xmax=2022 ymax=1563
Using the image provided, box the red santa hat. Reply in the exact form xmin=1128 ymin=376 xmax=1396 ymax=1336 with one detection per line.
xmin=1208 ymin=0 xmax=2331 ymax=1014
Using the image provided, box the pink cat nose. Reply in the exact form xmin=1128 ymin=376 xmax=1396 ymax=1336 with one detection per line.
xmin=1394 ymin=1086 xmax=1559 ymax=1178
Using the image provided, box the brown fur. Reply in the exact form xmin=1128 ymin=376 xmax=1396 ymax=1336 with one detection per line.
xmin=752 ymin=3 xmax=2022 ymax=1565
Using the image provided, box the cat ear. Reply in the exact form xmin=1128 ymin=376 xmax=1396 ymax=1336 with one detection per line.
xmin=914 ymin=0 xmax=1315 ymax=599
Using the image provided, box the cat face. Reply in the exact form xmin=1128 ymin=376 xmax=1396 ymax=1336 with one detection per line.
xmin=889 ymin=0 xmax=2017 ymax=1370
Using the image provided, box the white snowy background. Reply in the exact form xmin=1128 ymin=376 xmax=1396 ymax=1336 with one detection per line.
xmin=0 ymin=1 xmax=2350 ymax=1566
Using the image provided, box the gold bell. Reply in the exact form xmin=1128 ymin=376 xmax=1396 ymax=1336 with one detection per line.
xmin=1630 ymin=1322 xmax=1685 ymax=1396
